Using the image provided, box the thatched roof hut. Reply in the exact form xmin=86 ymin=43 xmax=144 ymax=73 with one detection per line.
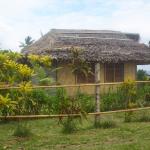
xmin=23 ymin=29 xmax=150 ymax=64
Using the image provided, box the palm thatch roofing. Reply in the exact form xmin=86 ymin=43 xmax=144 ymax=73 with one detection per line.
xmin=22 ymin=29 xmax=150 ymax=64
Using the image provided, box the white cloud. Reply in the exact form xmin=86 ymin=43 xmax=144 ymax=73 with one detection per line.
xmin=0 ymin=0 xmax=59 ymax=50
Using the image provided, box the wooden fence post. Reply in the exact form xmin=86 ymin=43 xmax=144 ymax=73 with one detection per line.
xmin=95 ymin=62 xmax=100 ymax=126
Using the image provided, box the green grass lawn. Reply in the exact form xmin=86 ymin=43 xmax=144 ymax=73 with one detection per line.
xmin=0 ymin=113 xmax=150 ymax=150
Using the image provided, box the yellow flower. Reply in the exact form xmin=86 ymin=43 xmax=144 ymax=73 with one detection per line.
xmin=17 ymin=64 xmax=34 ymax=78
xmin=19 ymin=81 xmax=33 ymax=93
xmin=28 ymin=54 xmax=52 ymax=67
xmin=28 ymin=54 xmax=40 ymax=62
xmin=39 ymin=55 xmax=52 ymax=67
xmin=0 ymin=94 xmax=17 ymax=109
xmin=4 ymin=59 xmax=17 ymax=69
xmin=0 ymin=54 xmax=9 ymax=62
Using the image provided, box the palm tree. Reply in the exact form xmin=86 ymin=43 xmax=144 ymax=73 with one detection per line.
xmin=19 ymin=36 xmax=34 ymax=48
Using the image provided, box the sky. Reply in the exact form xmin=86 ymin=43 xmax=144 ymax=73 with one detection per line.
xmin=0 ymin=0 xmax=150 ymax=70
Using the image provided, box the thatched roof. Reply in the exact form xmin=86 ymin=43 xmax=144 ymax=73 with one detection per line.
xmin=22 ymin=29 xmax=150 ymax=64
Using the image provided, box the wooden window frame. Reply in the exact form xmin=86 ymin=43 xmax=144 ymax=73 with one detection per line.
xmin=104 ymin=63 xmax=124 ymax=83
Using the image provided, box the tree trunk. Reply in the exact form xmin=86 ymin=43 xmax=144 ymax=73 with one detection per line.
xmin=95 ymin=63 xmax=100 ymax=126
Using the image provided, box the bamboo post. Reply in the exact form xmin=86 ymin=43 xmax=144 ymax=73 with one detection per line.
xmin=95 ymin=63 xmax=101 ymax=125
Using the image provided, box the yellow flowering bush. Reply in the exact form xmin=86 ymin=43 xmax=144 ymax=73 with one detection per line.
xmin=0 ymin=94 xmax=17 ymax=116
xmin=28 ymin=54 xmax=52 ymax=67
xmin=19 ymin=81 xmax=33 ymax=93
xmin=0 ymin=53 xmax=9 ymax=63
xmin=0 ymin=51 xmax=52 ymax=84
xmin=39 ymin=55 xmax=52 ymax=67
xmin=17 ymin=64 xmax=34 ymax=81
xmin=0 ymin=54 xmax=18 ymax=83
xmin=4 ymin=60 xmax=18 ymax=69
xmin=120 ymin=80 xmax=137 ymax=108
xmin=28 ymin=54 xmax=40 ymax=63
xmin=0 ymin=50 xmax=53 ymax=115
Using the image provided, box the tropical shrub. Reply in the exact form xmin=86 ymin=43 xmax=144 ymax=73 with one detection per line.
xmin=28 ymin=89 xmax=50 ymax=114
xmin=0 ymin=94 xmax=17 ymax=116
xmin=69 ymin=47 xmax=93 ymax=83
xmin=101 ymin=81 xmax=138 ymax=112
xmin=137 ymin=84 xmax=150 ymax=106
xmin=76 ymin=91 xmax=95 ymax=113
xmin=61 ymin=117 xmax=80 ymax=134
xmin=119 ymin=81 xmax=137 ymax=108
xmin=101 ymin=89 xmax=123 ymax=111
xmin=0 ymin=50 xmax=53 ymax=116
xmin=52 ymin=88 xmax=86 ymax=133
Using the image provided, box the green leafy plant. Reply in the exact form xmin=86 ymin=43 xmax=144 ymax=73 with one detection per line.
xmin=0 ymin=94 xmax=17 ymax=116
xmin=138 ymin=85 xmax=150 ymax=106
xmin=52 ymin=88 xmax=86 ymax=133
xmin=101 ymin=89 xmax=122 ymax=111
xmin=29 ymin=89 xmax=50 ymax=114
xmin=61 ymin=117 xmax=79 ymax=134
xmin=119 ymin=81 xmax=137 ymax=122
xmin=76 ymin=91 xmax=95 ymax=113
xmin=69 ymin=47 xmax=93 ymax=83
xmin=0 ymin=51 xmax=53 ymax=116
xmin=119 ymin=81 xmax=137 ymax=108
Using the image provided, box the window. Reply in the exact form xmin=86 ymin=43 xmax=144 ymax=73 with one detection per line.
xmin=77 ymin=64 xmax=95 ymax=83
xmin=104 ymin=63 xmax=124 ymax=82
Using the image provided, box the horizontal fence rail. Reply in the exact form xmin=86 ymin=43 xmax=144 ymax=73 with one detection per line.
xmin=0 ymin=81 xmax=150 ymax=90
xmin=0 ymin=107 xmax=150 ymax=121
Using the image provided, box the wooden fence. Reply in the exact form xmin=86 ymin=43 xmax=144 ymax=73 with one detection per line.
xmin=0 ymin=81 xmax=150 ymax=121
